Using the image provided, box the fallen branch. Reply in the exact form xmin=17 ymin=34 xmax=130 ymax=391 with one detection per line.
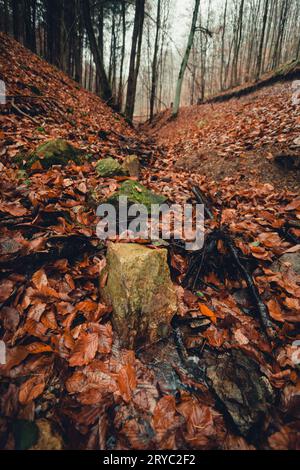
xmin=191 ymin=186 xmax=214 ymax=220
xmin=221 ymin=232 xmax=277 ymax=339
xmin=11 ymin=101 xmax=40 ymax=124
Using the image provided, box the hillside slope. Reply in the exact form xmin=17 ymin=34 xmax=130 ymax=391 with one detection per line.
xmin=147 ymin=80 xmax=300 ymax=191
xmin=0 ymin=32 xmax=137 ymax=161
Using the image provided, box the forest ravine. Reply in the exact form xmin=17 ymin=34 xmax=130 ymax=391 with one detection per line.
xmin=0 ymin=32 xmax=300 ymax=451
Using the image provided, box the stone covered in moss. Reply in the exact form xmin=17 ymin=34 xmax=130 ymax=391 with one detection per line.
xmin=107 ymin=180 xmax=167 ymax=210
xmin=15 ymin=139 xmax=82 ymax=169
xmin=101 ymin=243 xmax=177 ymax=349
xmin=96 ymin=157 xmax=126 ymax=177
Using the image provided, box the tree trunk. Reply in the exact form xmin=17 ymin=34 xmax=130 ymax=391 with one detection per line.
xmin=256 ymin=0 xmax=270 ymax=81
xmin=149 ymin=0 xmax=161 ymax=122
xmin=172 ymin=0 xmax=201 ymax=117
xmin=125 ymin=0 xmax=145 ymax=122
xmin=231 ymin=0 xmax=245 ymax=87
xmin=220 ymin=0 xmax=228 ymax=90
xmin=12 ymin=0 xmax=22 ymax=42
xmin=117 ymin=0 xmax=126 ymax=110
xmin=81 ymin=0 xmax=113 ymax=104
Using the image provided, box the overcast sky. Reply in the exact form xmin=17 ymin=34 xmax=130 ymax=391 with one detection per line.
xmin=171 ymin=0 xmax=224 ymax=48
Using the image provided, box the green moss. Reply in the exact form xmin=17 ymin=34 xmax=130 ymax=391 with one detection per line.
xmin=96 ymin=157 xmax=127 ymax=177
xmin=17 ymin=170 xmax=31 ymax=186
xmin=14 ymin=139 xmax=83 ymax=170
xmin=274 ymin=59 xmax=300 ymax=77
xmin=107 ymin=180 xmax=167 ymax=210
xmin=12 ymin=420 xmax=39 ymax=450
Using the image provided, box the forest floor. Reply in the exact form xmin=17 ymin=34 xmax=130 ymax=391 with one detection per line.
xmin=0 ymin=33 xmax=300 ymax=451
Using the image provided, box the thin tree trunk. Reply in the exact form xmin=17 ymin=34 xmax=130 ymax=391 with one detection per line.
xmin=150 ymin=0 xmax=161 ymax=122
xmin=118 ymin=0 xmax=126 ymax=110
xmin=125 ymin=0 xmax=145 ymax=122
xmin=256 ymin=0 xmax=270 ymax=81
xmin=220 ymin=0 xmax=228 ymax=90
xmin=172 ymin=0 xmax=201 ymax=117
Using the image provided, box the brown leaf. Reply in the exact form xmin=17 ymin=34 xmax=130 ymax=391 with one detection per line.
xmin=117 ymin=364 xmax=137 ymax=403
xmin=19 ymin=376 xmax=45 ymax=404
xmin=0 ymin=202 xmax=28 ymax=217
xmin=267 ymin=299 xmax=284 ymax=322
xmin=0 ymin=279 xmax=14 ymax=303
xmin=32 ymin=269 xmax=48 ymax=290
xmin=69 ymin=331 xmax=99 ymax=367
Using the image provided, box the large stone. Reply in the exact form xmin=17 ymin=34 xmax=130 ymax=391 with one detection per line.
xmin=107 ymin=180 xmax=167 ymax=211
xmin=271 ymin=252 xmax=300 ymax=276
xmin=101 ymin=243 xmax=177 ymax=349
xmin=96 ymin=157 xmax=126 ymax=177
xmin=122 ymin=155 xmax=140 ymax=178
xmin=15 ymin=139 xmax=82 ymax=169
xmin=204 ymin=349 xmax=275 ymax=437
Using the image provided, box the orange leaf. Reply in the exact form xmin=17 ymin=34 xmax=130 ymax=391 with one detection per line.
xmin=19 ymin=376 xmax=45 ymax=404
xmin=26 ymin=343 xmax=53 ymax=354
xmin=117 ymin=364 xmax=137 ymax=403
xmin=69 ymin=331 xmax=99 ymax=367
xmin=199 ymin=303 xmax=217 ymax=324
xmin=267 ymin=299 xmax=284 ymax=322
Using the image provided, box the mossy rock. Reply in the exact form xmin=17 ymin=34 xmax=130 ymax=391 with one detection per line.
xmin=30 ymin=419 xmax=64 ymax=450
xmin=96 ymin=157 xmax=126 ymax=177
xmin=15 ymin=139 xmax=83 ymax=170
xmin=107 ymin=180 xmax=167 ymax=210
xmin=101 ymin=243 xmax=177 ymax=349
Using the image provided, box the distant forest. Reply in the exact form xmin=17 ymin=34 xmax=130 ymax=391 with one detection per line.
xmin=0 ymin=0 xmax=299 ymax=121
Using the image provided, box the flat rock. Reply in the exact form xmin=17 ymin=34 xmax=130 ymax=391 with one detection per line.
xmin=107 ymin=180 xmax=167 ymax=210
xmin=101 ymin=243 xmax=177 ymax=349
xmin=204 ymin=349 xmax=275 ymax=437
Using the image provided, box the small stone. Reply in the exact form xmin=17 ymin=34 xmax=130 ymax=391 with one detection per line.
xmin=101 ymin=243 xmax=177 ymax=349
xmin=122 ymin=155 xmax=140 ymax=178
xmin=271 ymin=252 xmax=300 ymax=276
xmin=107 ymin=180 xmax=167 ymax=211
xmin=96 ymin=157 xmax=126 ymax=177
